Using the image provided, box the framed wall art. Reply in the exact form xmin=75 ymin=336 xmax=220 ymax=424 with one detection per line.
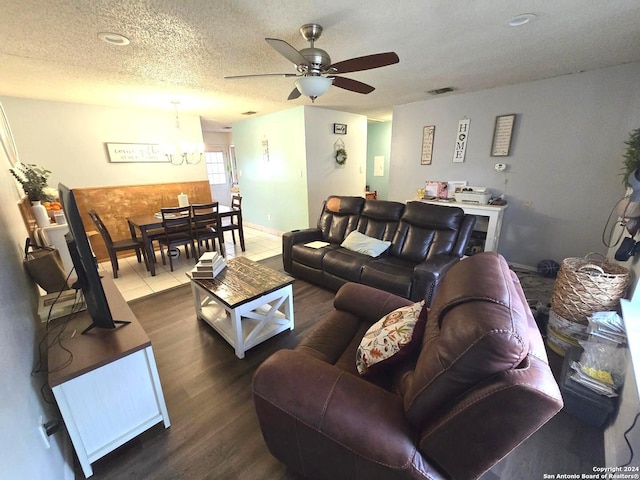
xmin=491 ymin=114 xmax=516 ymax=157
xmin=421 ymin=125 xmax=435 ymax=165
xmin=333 ymin=123 xmax=347 ymax=135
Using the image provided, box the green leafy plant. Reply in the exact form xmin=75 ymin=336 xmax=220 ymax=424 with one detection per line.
xmin=9 ymin=163 xmax=53 ymax=202
xmin=621 ymin=128 xmax=640 ymax=186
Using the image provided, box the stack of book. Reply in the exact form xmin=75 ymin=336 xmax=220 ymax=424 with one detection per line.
xmin=190 ymin=251 xmax=227 ymax=279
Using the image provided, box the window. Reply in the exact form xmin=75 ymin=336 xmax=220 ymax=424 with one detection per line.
xmin=205 ymin=151 xmax=227 ymax=185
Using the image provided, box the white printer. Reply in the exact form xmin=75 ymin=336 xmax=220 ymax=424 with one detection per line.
xmin=454 ymin=186 xmax=492 ymax=205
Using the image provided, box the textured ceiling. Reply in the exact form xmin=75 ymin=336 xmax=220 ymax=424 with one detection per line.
xmin=1 ymin=0 xmax=640 ymax=132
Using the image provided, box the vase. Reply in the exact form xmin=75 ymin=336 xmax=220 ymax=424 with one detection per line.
xmin=31 ymin=201 xmax=50 ymax=227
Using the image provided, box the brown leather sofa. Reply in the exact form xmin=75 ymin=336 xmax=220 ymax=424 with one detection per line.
xmin=253 ymin=252 xmax=563 ymax=480
xmin=283 ymin=195 xmax=476 ymax=305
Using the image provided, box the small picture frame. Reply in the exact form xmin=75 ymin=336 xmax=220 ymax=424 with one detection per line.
xmin=333 ymin=123 xmax=347 ymax=135
xmin=491 ymin=114 xmax=516 ymax=157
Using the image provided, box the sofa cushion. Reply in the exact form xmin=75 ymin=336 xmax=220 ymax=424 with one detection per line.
xmin=360 ymin=256 xmax=416 ymax=299
xmin=391 ymin=202 xmax=466 ymax=262
xmin=341 ymin=230 xmax=391 ymax=257
xmin=402 ymin=252 xmax=530 ymax=428
xmin=357 ymin=200 xmax=405 ymax=241
xmin=356 ymin=301 xmax=427 ymax=378
xmin=323 ymin=248 xmax=371 ymax=282
xmin=318 ymin=196 xmax=365 ymax=244
xmin=291 ymin=242 xmax=337 ymax=269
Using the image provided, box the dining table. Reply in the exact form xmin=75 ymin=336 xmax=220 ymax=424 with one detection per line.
xmin=127 ymin=214 xmax=164 ymax=276
xmin=127 ymin=207 xmax=231 ymax=276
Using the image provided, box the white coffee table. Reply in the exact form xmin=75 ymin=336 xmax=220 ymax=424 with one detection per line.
xmin=189 ymin=256 xmax=295 ymax=358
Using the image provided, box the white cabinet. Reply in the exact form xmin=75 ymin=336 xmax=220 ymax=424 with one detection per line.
xmin=48 ymin=278 xmax=170 ymax=477
xmin=417 ymin=200 xmax=507 ymax=252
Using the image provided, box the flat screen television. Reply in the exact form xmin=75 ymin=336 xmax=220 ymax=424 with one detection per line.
xmin=58 ymin=183 xmax=129 ymax=334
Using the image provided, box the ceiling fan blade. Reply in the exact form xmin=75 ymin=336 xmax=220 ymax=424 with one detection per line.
xmin=287 ymin=88 xmax=302 ymax=100
xmin=265 ymin=38 xmax=308 ymax=66
xmin=331 ymin=76 xmax=375 ymax=94
xmin=224 ymin=73 xmax=299 ymax=79
xmin=328 ymin=52 xmax=399 ymax=74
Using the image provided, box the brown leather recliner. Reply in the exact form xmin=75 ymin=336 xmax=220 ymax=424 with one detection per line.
xmin=253 ymin=252 xmax=563 ymax=480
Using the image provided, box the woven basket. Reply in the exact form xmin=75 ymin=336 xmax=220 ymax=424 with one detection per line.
xmin=550 ymin=254 xmax=630 ymax=323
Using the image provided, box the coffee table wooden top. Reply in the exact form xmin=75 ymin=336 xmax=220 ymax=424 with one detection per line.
xmin=192 ymin=256 xmax=294 ymax=309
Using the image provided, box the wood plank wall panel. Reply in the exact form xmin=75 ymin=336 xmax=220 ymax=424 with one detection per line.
xmin=73 ymin=181 xmax=211 ymax=262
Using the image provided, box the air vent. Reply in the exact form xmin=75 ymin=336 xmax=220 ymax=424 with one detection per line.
xmin=241 ymin=111 xmax=257 ymax=115
xmin=427 ymin=87 xmax=454 ymax=95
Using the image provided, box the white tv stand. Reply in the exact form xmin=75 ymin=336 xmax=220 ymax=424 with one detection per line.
xmin=48 ymin=278 xmax=170 ymax=477
xmin=416 ymin=199 xmax=507 ymax=252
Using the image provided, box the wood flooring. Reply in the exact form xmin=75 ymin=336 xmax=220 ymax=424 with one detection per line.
xmin=76 ymin=256 xmax=604 ymax=480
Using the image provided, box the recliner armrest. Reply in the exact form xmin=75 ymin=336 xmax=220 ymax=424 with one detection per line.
xmin=411 ymin=254 xmax=460 ymax=304
xmin=253 ymin=349 xmax=432 ymax=478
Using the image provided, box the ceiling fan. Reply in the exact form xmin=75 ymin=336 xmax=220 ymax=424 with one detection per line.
xmin=224 ymin=24 xmax=399 ymax=102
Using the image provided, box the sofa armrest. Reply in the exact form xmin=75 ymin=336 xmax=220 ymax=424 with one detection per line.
xmin=282 ymin=228 xmax=324 ymax=272
xmin=252 ymin=349 xmax=423 ymax=476
xmin=411 ymin=254 xmax=460 ymax=304
xmin=334 ymin=282 xmax=414 ymax=323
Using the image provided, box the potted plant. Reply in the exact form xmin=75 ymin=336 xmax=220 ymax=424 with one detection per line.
xmin=10 ymin=163 xmax=54 ymax=226
xmin=621 ymin=128 xmax=640 ymax=200
xmin=10 ymin=163 xmax=53 ymax=202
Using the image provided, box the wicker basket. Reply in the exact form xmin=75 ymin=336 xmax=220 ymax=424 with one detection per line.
xmin=550 ymin=254 xmax=630 ymax=323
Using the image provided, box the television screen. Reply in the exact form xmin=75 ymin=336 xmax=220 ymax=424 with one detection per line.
xmin=58 ymin=183 xmax=129 ymax=333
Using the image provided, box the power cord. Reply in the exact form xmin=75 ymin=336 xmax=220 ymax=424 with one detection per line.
xmin=620 ymin=411 xmax=640 ymax=467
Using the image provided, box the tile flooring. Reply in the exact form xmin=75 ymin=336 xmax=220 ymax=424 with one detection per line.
xmin=99 ymin=226 xmax=283 ymax=301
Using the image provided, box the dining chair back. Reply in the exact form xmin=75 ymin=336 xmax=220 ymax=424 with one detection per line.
xmin=191 ymin=202 xmax=223 ymax=256
xmin=158 ymin=206 xmax=195 ymax=271
xmin=220 ymin=195 xmax=245 ymax=252
xmin=88 ymin=209 xmax=147 ymax=278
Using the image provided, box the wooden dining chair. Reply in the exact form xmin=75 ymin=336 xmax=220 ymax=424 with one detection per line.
xmin=158 ymin=206 xmax=196 ymax=272
xmin=191 ymin=202 xmax=223 ymax=256
xmin=88 ymin=209 xmax=148 ymax=279
xmin=220 ymin=195 xmax=245 ymax=252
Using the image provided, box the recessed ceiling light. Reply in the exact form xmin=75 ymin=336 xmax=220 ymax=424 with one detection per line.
xmin=508 ymin=13 xmax=537 ymax=27
xmin=97 ymin=32 xmax=130 ymax=46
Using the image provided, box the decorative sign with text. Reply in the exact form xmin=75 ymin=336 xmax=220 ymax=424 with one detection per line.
xmin=106 ymin=143 xmax=168 ymax=163
xmin=453 ymin=118 xmax=470 ymax=163
xmin=491 ymin=114 xmax=516 ymax=156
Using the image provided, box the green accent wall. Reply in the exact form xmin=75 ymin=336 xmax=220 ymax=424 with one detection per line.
xmin=366 ymin=122 xmax=392 ymax=200
xmin=232 ymin=107 xmax=309 ymax=232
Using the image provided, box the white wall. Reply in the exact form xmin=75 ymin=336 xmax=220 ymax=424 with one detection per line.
xmin=390 ymin=62 xmax=640 ymax=268
xmin=1 ymin=97 xmax=207 ymax=189
xmin=0 ymin=103 xmax=72 ymax=478
xmin=304 ymin=107 xmax=367 ymax=224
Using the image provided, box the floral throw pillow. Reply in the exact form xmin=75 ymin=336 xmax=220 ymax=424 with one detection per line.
xmin=356 ymin=301 xmax=427 ymax=377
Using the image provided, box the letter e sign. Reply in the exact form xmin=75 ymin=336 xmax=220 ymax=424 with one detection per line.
xmin=453 ymin=118 xmax=470 ymax=163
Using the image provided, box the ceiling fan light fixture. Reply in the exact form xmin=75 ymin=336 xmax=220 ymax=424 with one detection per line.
xmin=295 ymin=76 xmax=333 ymax=99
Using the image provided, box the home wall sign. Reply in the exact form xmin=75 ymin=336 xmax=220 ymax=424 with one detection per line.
xmin=333 ymin=123 xmax=347 ymax=135
xmin=421 ymin=125 xmax=435 ymax=165
xmin=106 ymin=143 xmax=168 ymax=163
xmin=491 ymin=114 xmax=516 ymax=157
xmin=452 ymin=118 xmax=470 ymax=163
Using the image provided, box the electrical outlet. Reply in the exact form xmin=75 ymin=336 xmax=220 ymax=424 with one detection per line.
xmin=38 ymin=415 xmax=50 ymax=449
xmin=267 ymin=213 xmax=271 ymax=221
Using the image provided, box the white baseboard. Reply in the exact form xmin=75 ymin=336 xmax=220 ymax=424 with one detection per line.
xmin=244 ymin=221 xmax=284 ymax=237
